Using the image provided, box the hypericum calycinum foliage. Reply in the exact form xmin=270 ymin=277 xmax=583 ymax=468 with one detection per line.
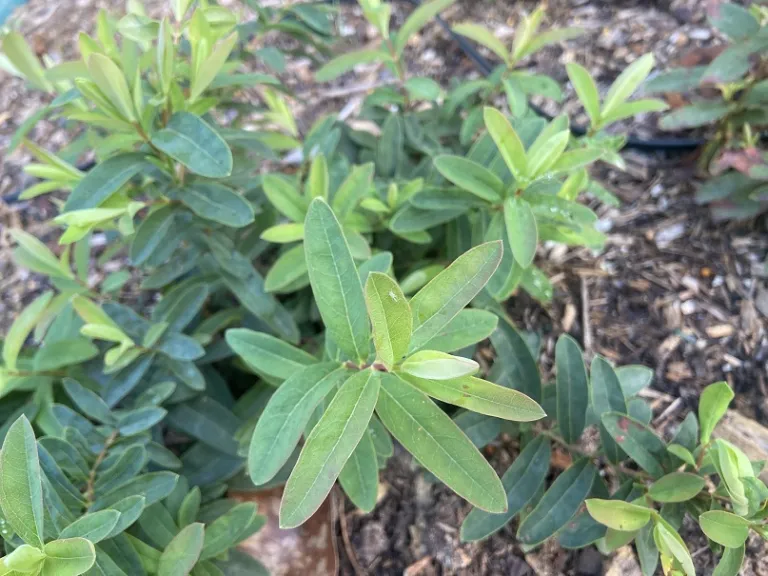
xmin=227 ymin=198 xmax=545 ymax=528
xmin=462 ymin=339 xmax=768 ymax=576
xmin=646 ymin=1 xmax=768 ymax=220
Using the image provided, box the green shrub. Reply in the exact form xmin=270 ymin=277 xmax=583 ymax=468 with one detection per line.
xmin=0 ymin=0 xmax=760 ymax=575
xmin=647 ymin=1 xmax=768 ymax=220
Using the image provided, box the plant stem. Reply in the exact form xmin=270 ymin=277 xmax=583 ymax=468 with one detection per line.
xmin=84 ymin=431 xmax=118 ymax=506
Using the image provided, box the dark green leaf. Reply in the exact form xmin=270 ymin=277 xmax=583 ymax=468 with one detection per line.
xmin=150 ymin=112 xmax=232 ymax=178
xmin=555 ymin=335 xmax=588 ymax=444
xmin=179 ymin=183 xmax=254 ymax=228
xmin=64 ymin=153 xmax=147 ymax=212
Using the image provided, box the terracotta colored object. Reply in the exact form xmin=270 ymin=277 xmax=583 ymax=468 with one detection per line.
xmin=231 ymin=488 xmax=338 ymax=576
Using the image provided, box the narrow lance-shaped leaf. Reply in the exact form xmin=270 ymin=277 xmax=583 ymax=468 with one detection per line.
xmin=225 ymin=329 xmax=317 ymax=381
xmin=698 ymin=381 xmax=733 ymax=445
xmin=3 ymin=290 xmax=53 ymax=371
xmin=280 ymin=369 xmax=380 ymax=528
xmin=483 ymin=107 xmax=528 ymax=182
xmin=504 ymin=197 xmax=537 ymax=268
xmin=375 ymin=374 xmax=507 ymax=513
xmin=338 ymin=428 xmax=379 ymax=512
xmin=409 ymin=241 xmax=502 ymax=352
xmin=460 ymin=436 xmax=551 ymax=542
xmin=452 ymin=22 xmax=509 ymax=64
xmin=591 ymin=356 xmax=627 ymax=464
xmin=247 ymin=364 xmax=349 ymax=485
xmin=157 ymin=522 xmax=204 ymax=576
xmin=601 ymin=53 xmax=655 ymax=119
xmin=433 ymin=155 xmax=504 ymax=203
xmin=602 ymin=413 xmax=666 ymax=478
xmin=304 ymin=198 xmax=371 ymax=362
xmin=555 ymin=334 xmax=588 ymax=444
xmin=566 ymin=63 xmax=600 ymax=128
xmin=365 ymin=272 xmax=412 ymax=369
xmin=394 ymin=0 xmax=457 ymax=57
xmin=315 ymin=49 xmax=389 ymax=82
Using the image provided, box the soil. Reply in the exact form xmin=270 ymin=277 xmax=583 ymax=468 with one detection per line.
xmin=2 ymin=0 xmax=768 ymax=574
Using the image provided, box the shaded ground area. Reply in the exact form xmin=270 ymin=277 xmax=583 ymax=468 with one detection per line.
xmin=2 ymin=0 xmax=768 ymax=574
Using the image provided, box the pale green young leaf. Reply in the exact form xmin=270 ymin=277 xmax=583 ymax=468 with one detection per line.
xmin=280 ymin=369 xmax=380 ymax=528
xmin=394 ymin=0 xmax=457 ymax=57
xmin=699 ymin=381 xmax=734 ymax=444
xmin=315 ymin=50 xmax=389 ymax=82
xmin=11 ymin=229 xmax=72 ymax=279
xmin=3 ymin=290 xmax=53 ymax=371
xmin=248 ymin=364 xmax=348 ymax=486
xmin=409 ymin=241 xmax=502 ymax=352
xmin=260 ymin=223 xmax=305 ymax=244
xmin=41 ymin=538 xmax=95 ymax=576
xmin=157 ymin=18 xmax=174 ymax=95
xmin=150 ymin=112 xmax=232 ymax=178
xmin=172 ymin=0 xmax=193 ymax=21
xmin=307 ymin=154 xmax=329 ymax=199
xmin=483 ymin=107 xmax=528 ymax=182
xmin=601 ymin=53 xmax=655 ymax=119
xmin=399 ymin=373 xmax=544 ymax=421
xmin=225 ymin=328 xmax=317 ymax=381
xmin=304 ymin=198 xmax=371 ymax=363
xmin=1 ymin=544 xmax=45 ymax=573
xmin=262 ymin=174 xmax=308 ymax=223
xmin=527 ymin=130 xmax=570 ymax=178
xmin=654 ymin=522 xmax=695 ymax=576
xmin=400 ymin=350 xmax=478 ymax=380
xmin=264 ymin=245 xmax=308 ymax=294
xmin=190 ymin=32 xmax=237 ymax=101
xmin=452 ymin=23 xmax=509 ymax=64
xmin=699 ymin=511 xmax=750 ymax=548
xmin=338 ymin=429 xmax=378 ymax=512
xmin=2 ymin=32 xmax=52 ymax=92
xmin=521 ymin=27 xmax=585 ymax=59
xmin=87 ymin=54 xmax=135 ymax=121
xmin=376 ymin=374 xmax=506 ymax=513
xmin=364 ymin=272 xmax=412 ymax=369
xmin=585 ymin=499 xmax=651 ymax=532
xmin=510 ymin=6 xmax=544 ymax=61
xmin=504 ymin=197 xmax=537 ymax=268
xmin=332 ymin=162 xmax=374 ymax=219
xmin=433 ymin=155 xmax=503 ymax=203
xmin=566 ymin=63 xmax=600 ymax=128
xmin=599 ymin=99 xmax=668 ymax=127
xmin=0 ymin=416 xmax=44 ymax=547
xmin=157 ymin=522 xmax=204 ymax=576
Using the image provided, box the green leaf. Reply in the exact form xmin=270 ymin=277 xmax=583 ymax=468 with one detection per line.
xmin=118 ymin=407 xmax=166 ymax=436
xmin=64 ymin=153 xmax=146 ymax=212
xmin=504 ymin=197 xmax=537 ymax=268
xmin=699 ymin=511 xmax=750 ymax=548
xmin=517 ymin=459 xmax=596 ymax=546
xmin=41 ymin=538 xmax=96 ymax=576
xmin=12 ymin=229 xmax=72 ymax=279
xmin=527 ymin=129 xmax=570 ymax=179
xmin=260 ymin=223 xmax=305 ymax=244
xmin=394 ymin=0 xmax=456 ymax=57
xmin=709 ymin=3 xmax=759 ymax=41
xmin=555 ymin=334 xmax=589 ymax=444
xmin=654 ymin=521 xmax=695 ymax=576
xmin=280 ymin=369 xmax=379 ymax=528
xmin=190 ymin=32 xmax=237 ymax=101
xmin=648 ymin=473 xmax=705 ymax=503
xmin=483 ymin=107 xmax=527 ymax=182
xmin=34 ymin=338 xmax=98 ymax=371
xmin=601 ymin=54 xmax=655 ymax=119
xmin=104 ymin=495 xmax=146 ymax=538
xmin=332 ymin=162 xmax=374 ymax=220
xmin=375 ymin=373 xmax=506 ymax=513
xmin=304 ymin=198 xmax=370 ymax=362
xmin=87 ymin=54 xmax=135 ymax=121
xmin=399 ymin=373 xmax=545 ymax=421
xmin=91 ymin=472 xmax=178 ymax=511
xmin=601 ymin=413 xmax=666 ymax=478
xmin=338 ymin=429 xmax=378 ymax=512
xmin=452 ymin=22 xmax=509 ymax=63
xmin=585 ymin=499 xmax=651 ymax=531
xmin=433 ymin=155 xmax=503 ymax=203
xmin=158 ymin=522 xmax=204 ymax=576
xmin=365 ymin=272 xmax=412 ymax=369
xmin=616 ymin=365 xmax=653 ymax=397
xmin=179 ymin=183 xmax=254 ymax=228
xmin=666 ymin=445 xmax=696 ymax=467
xmin=315 ymin=49 xmax=388 ymax=82
xmin=1 ymin=544 xmax=45 ymax=573
xmin=2 ymin=32 xmax=51 ymax=91
xmin=262 ymin=174 xmax=307 ymax=223
xmin=591 ymin=356 xmax=628 ymax=463
xmin=307 ymin=154 xmax=329 ymax=199
xmin=409 ymin=241 xmax=502 ymax=352
xmin=600 ymin=99 xmax=668 ymax=126
xmin=699 ymin=381 xmax=734 ymax=444
xmin=0 ymin=416 xmax=45 ymax=547
xmin=401 ymin=350 xmax=478 ymax=380
xmin=178 ymin=488 xmax=200 ymax=528
xmin=226 ymin=329 xmax=317 ymax=381
xmin=404 ymin=77 xmax=442 ymax=101
xmin=712 ymin=544 xmax=745 ymax=576
xmin=460 ymin=436 xmax=550 ymax=542
xmin=658 ymin=102 xmax=732 ymax=131
xmin=200 ymin=503 xmax=258 ymax=561
xmin=264 ymin=245 xmax=308 ymax=294
xmin=150 ymin=112 xmax=232 ymax=178
xmin=3 ymin=290 xmax=53 ymax=371
xmin=424 ymin=309 xmax=497 ymax=353
xmin=60 ymin=511 xmax=120 ymax=543
xmin=566 ymin=63 xmax=600 ymax=127
xmin=248 ymin=364 xmax=348 ymax=485
xmin=489 ymin=319 xmax=541 ymax=402
xmin=63 ymin=378 xmax=114 ymax=424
